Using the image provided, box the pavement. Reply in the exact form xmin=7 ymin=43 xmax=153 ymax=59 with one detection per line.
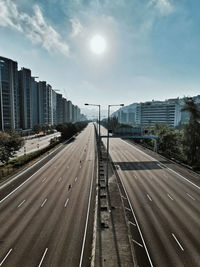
xmin=0 ymin=124 xmax=96 ymax=267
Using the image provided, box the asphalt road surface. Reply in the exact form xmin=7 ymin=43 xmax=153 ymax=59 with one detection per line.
xmin=101 ymin=127 xmax=200 ymax=267
xmin=0 ymin=124 xmax=95 ymax=267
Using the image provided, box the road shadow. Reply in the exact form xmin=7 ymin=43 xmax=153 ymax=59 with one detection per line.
xmin=114 ymin=161 xmax=166 ymax=171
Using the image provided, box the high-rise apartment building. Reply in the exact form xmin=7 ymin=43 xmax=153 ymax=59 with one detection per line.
xmin=46 ymin=84 xmax=52 ymax=125
xmin=31 ymin=77 xmax=39 ymax=127
xmin=56 ymin=93 xmax=63 ymax=124
xmin=72 ymin=104 xmax=75 ymax=122
xmin=62 ymin=98 xmax=68 ymax=123
xmin=18 ymin=68 xmax=32 ymax=130
xmin=38 ymin=82 xmax=46 ymax=125
xmin=77 ymin=107 xmax=81 ymax=122
xmin=0 ymin=56 xmax=20 ymax=131
xmin=51 ymin=89 xmax=57 ymax=125
xmin=38 ymin=81 xmax=52 ymax=126
xmin=0 ymin=55 xmax=84 ymax=131
xmin=67 ymin=100 xmax=72 ymax=122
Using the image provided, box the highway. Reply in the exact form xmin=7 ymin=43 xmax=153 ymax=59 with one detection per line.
xmin=0 ymin=124 xmax=95 ymax=267
xmin=102 ymin=127 xmax=200 ymax=267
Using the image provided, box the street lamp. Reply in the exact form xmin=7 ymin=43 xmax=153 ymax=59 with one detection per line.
xmin=84 ymin=103 xmax=101 ymax=141
xmin=85 ymin=103 xmax=101 ymax=182
xmin=106 ymin=104 xmax=124 ymax=187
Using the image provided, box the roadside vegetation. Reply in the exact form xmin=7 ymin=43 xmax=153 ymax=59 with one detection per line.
xmin=0 ymin=131 xmax=24 ymax=164
xmin=55 ymin=121 xmax=88 ymax=140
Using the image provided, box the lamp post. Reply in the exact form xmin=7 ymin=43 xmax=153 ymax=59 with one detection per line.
xmin=85 ymin=103 xmax=101 ymax=183
xmin=106 ymin=104 xmax=124 ymax=187
xmin=84 ymin=103 xmax=101 ymax=144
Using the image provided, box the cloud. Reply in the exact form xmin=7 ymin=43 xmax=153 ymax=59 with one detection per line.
xmin=150 ymin=0 xmax=174 ymax=15
xmin=0 ymin=0 xmax=69 ymax=56
xmin=0 ymin=0 xmax=22 ymax=31
xmin=70 ymin=18 xmax=83 ymax=37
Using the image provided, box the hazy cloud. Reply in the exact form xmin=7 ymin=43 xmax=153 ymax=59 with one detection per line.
xmin=0 ymin=0 xmax=22 ymax=31
xmin=70 ymin=18 xmax=83 ymax=37
xmin=0 ymin=0 xmax=69 ymax=56
xmin=150 ymin=0 xmax=174 ymax=15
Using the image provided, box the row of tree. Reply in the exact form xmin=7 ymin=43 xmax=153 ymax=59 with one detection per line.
xmin=32 ymin=124 xmax=55 ymax=135
xmin=55 ymin=122 xmax=88 ymax=140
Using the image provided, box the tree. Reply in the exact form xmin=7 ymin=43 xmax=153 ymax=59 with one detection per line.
xmin=0 ymin=131 xmax=24 ymax=164
xmin=41 ymin=125 xmax=50 ymax=134
xmin=181 ymin=98 xmax=200 ymax=168
xmin=181 ymin=97 xmax=200 ymax=122
xmin=33 ymin=125 xmax=41 ymax=135
xmin=149 ymin=124 xmax=181 ymax=156
xmin=55 ymin=122 xmax=88 ymax=140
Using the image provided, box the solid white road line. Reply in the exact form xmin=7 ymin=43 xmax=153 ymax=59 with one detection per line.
xmin=75 ymin=177 xmax=77 ymax=182
xmin=129 ymin=221 xmax=136 ymax=226
xmin=0 ymin=249 xmax=12 ymax=266
xmin=186 ymin=193 xmax=196 ymax=200
xmin=132 ymin=239 xmax=143 ymax=248
xmin=18 ymin=199 xmax=26 ymax=208
xmin=38 ymin=248 xmax=48 ymax=267
xmin=172 ymin=233 xmax=184 ymax=251
xmin=157 ymin=163 xmax=163 ymax=169
xmin=79 ymin=146 xmax=95 ymax=267
xmin=147 ymin=194 xmax=152 ymax=202
xmin=64 ymin=198 xmax=69 ymax=208
xmin=118 ymin=171 xmax=154 ymax=267
xmin=41 ymin=199 xmax=47 ymax=208
xmin=167 ymin=194 xmax=174 ymax=201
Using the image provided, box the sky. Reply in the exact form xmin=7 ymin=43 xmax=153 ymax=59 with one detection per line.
xmin=0 ymin=0 xmax=200 ymax=117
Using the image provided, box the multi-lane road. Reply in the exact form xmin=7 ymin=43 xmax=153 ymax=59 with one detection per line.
xmin=1 ymin=123 xmax=200 ymax=267
xmin=0 ymin=124 xmax=95 ymax=267
xmin=102 ymin=127 xmax=200 ymax=267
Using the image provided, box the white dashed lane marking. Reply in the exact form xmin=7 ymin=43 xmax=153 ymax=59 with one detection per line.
xmin=41 ymin=199 xmax=47 ymax=208
xmin=0 ymin=249 xmax=12 ymax=266
xmin=18 ymin=199 xmax=26 ymax=208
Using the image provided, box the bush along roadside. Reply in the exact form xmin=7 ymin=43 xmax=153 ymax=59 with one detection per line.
xmin=0 ymin=139 xmax=60 ymax=181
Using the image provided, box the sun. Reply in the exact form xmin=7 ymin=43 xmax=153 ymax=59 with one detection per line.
xmin=90 ymin=34 xmax=106 ymax=55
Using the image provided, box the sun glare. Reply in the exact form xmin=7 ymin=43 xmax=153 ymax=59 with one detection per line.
xmin=90 ymin=34 xmax=106 ymax=55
